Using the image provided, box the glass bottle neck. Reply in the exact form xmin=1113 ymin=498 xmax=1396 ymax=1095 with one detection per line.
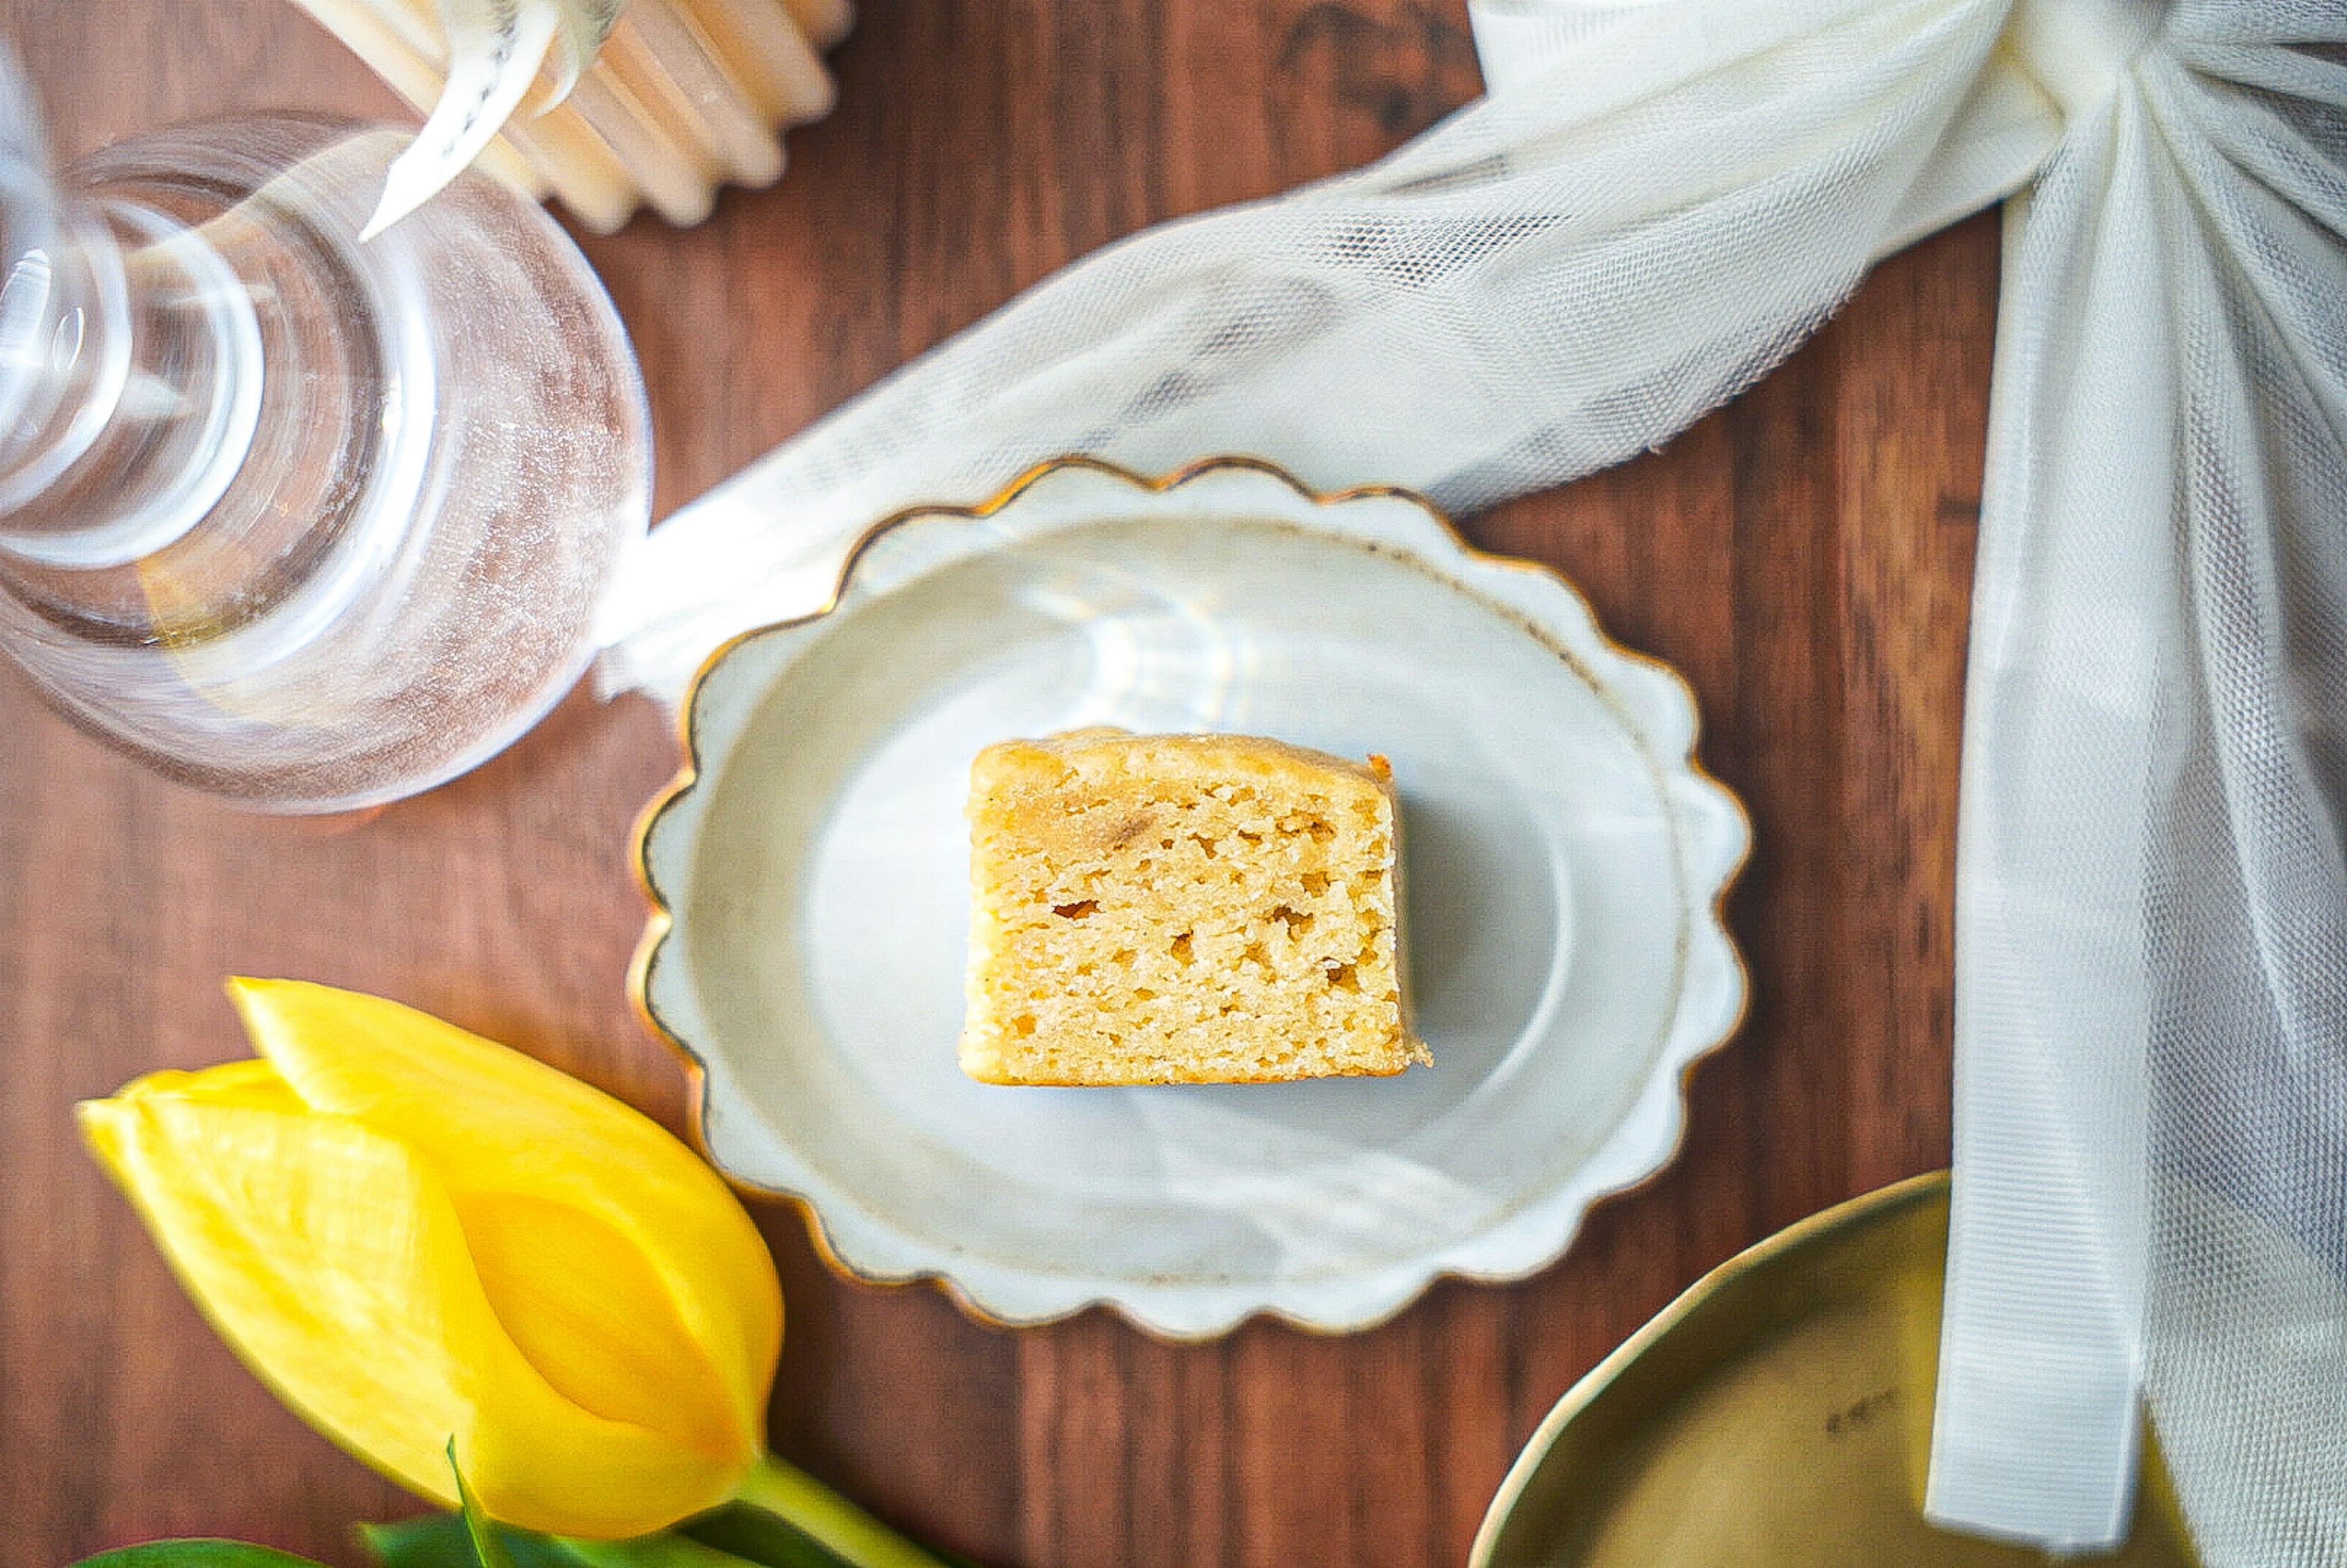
xmin=0 ymin=189 xmax=262 ymax=571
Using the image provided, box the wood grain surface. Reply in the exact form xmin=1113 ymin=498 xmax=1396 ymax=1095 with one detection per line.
xmin=0 ymin=3 xmax=1997 ymax=1564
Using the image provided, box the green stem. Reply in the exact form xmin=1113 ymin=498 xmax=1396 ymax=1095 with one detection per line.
xmin=730 ymin=1454 xmax=949 ymax=1568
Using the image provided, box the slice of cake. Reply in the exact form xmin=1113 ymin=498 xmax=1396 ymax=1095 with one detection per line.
xmin=959 ymin=729 xmax=1428 ymax=1085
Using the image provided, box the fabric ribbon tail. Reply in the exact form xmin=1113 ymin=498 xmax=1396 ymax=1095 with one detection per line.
xmin=594 ymin=0 xmax=2043 ymax=706
xmin=1934 ymin=7 xmax=2347 ymax=1559
xmin=1930 ymin=128 xmax=2170 ymax=1546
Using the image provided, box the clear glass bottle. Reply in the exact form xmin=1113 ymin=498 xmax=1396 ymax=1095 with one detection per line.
xmin=0 ymin=71 xmax=648 ymax=811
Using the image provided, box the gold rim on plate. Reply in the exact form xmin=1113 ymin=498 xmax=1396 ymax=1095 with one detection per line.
xmin=627 ymin=454 xmax=1752 ymax=1335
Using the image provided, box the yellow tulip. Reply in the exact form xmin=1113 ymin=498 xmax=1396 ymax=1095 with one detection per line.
xmin=78 ymin=978 xmax=782 ymax=1541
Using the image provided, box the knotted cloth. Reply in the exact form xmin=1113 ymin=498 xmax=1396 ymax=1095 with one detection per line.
xmin=597 ymin=4 xmax=2347 ymax=1559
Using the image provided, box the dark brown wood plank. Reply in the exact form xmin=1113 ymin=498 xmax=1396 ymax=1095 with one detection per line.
xmin=0 ymin=1 xmax=1997 ymax=1565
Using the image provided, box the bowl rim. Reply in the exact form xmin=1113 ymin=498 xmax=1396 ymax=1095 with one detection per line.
xmin=1467 ymin=1169 xmax=1953 ymax=1566
xmin=626 ymin=452 xmax=1754 ymax=1339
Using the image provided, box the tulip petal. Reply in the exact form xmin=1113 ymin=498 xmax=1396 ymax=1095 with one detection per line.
xmin=79 ymin=1088 xmax=744 ymax=1537
xmin=114 ymin=1058 xmax=309 ymax=1115
xmin=223 ymin=980 xmax=781 ymax=1470
xmin=460 ymin=1192 xmax=743 ymax=1460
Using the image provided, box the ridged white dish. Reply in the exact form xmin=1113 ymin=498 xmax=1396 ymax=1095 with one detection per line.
xmin=634 ymin=458 xmax=1747 ymax=1337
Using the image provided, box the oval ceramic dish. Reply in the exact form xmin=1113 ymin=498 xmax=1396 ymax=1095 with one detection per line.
xmin=633 ymin=457 xmax=1748 ymax=1337
xmin=1472 ymin=1171 xmax=2200 ymax=1567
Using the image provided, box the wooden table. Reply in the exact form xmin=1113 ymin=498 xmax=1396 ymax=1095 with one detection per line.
xmin=0 ymin=3 xmax=1996 ymax=1563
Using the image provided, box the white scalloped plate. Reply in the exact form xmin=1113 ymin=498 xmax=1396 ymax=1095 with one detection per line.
xmin=633 ymin=458 xmax=1748 ymax=1338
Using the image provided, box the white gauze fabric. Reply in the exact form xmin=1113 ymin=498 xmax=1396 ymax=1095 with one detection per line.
xmin=595 ymin=0 xmax=2044 ymax=696
xmin=595 ymin=2 xmax=2347 ymax=1560
xmin=1933 ymin=3 xmax=2347 ymax=1561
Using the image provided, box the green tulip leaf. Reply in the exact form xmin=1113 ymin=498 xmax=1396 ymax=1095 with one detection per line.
xmin=678 ymin=1505 xmax=868 ymax=1568
xmin=447 ymin=1440 xmax=520 ymax=1568
xmin=369 ymin=1455 xmax=975 ymax=1568
xmin=680 ymin=1503 xmax=983 ymax=1568
xmin=72 ymin=1544 xmax=334 ymax=1568
xmin=361 ymin=1516 xmax=576 ymax=1568
xmin=720 ymin=1458 xmax=963 ymax=1568
xmin=554 ymin=1533 xmax=775 ymax=1568
xmin=364 ymin=1517 xmax=784 ymax=1568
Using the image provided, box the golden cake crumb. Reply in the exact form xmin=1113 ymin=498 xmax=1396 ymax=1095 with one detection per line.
xmin=959 ymin=728 xmax=1428 ymax=1085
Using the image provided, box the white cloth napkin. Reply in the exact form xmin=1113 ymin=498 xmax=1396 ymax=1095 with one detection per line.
xmin=597 ymin=5 xmax=2347 ymax=1560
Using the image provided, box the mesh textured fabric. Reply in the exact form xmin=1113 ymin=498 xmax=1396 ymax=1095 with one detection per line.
xmin=595 ymin=0 xmax=2032 ymax=698
xmin=1934 ymin=4 xmax=2347 ymax=1559
xmin=597 ymin=2 xmax=2347 ymax=1559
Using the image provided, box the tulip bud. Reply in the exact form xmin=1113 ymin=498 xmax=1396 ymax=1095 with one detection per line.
xmin=79 ymin=979 xmax=783 ymax=1540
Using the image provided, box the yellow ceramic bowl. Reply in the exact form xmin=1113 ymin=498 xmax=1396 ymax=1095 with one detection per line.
xmin=1473 ymin=1171 xmax=2201 ymax=1567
